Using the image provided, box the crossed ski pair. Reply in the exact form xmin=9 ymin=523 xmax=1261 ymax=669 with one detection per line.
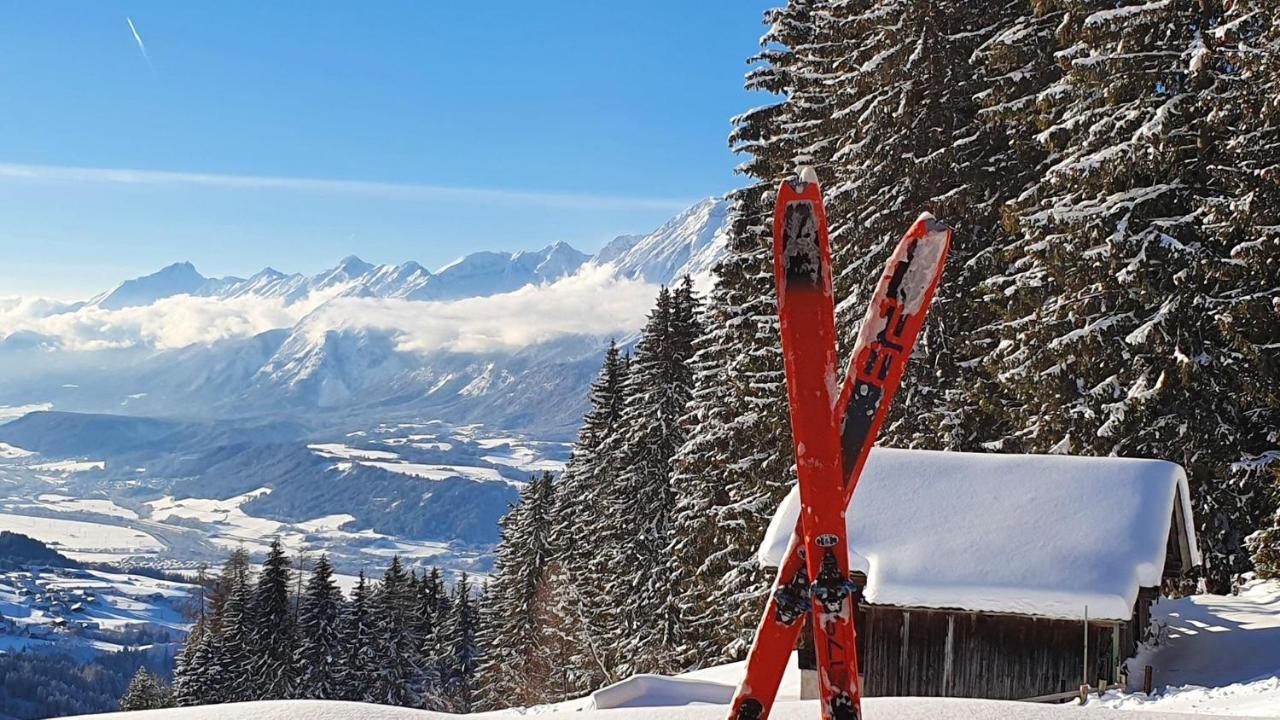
xmin=727 ymin=169 xmax=952 ymax=720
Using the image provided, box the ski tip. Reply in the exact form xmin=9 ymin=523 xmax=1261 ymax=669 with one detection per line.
xmin=915 ymin=211 xmax=949 ymax=234
xmin=798 ymin=166 xmax=819 ymax=185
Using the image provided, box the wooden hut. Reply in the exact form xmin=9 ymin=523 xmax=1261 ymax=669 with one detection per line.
xmin=759 ymin=448 xmax=1200 ymax=700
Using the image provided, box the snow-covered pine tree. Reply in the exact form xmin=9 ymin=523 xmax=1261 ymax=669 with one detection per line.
xmin=417 ymin=567 xmax=449 ymax=632
xmin=552 ymin=340 xmax=627 ymax=563
xmin=437 ymin=573 xmax=481 ymax=713
xmin=666 ymin=1 xmax=820 ymax=667
xmin=171 ymin=614 xmax=213 ymax=706
xmin=119 ymin=668 xmax=172 ymax=711
xmin=539 ymin=340 xmax=631 ymax=697
xmin=549 ymin=342 xmax=628 ymax=579
xmin=994 ymin=0 xmax=1280 ymax=588
xmin=292 ymin=554 xmax=347 ymax=699
xmin=1248 ymin=472 xmax=1280 ymax=579
xmin=206 ymin=566 xmax=253 ymax=703
xmin=206 ymin=547 xmax=250 ymax=636
xmin=601 ymin=283 xmax=701 ymax=674
xmin=523 ymin=552 xmax=579 ymax=704
xmin=248 ymin=538 xmax=295 ymax=699
xmin=667 ymin=189 xmax=798 ymax=668
xmin=414 ymin=566 xmax=452 ymax=702
xmin=475 ymin=471 xmax=556 ymax=710
xmin=808 ymin=0 xmax=1032 ymax=452
xmin=1193 ymin=0 xmax=1280 ymax=582
xmin=369 ymin=556 xmax=421 ymax=707
xmin=339 ymin=571 xmax=379 ymax=702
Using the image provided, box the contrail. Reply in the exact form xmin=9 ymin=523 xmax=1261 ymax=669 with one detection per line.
xmin=126 ymin=17 xmax=155 ymax=74
xmin=0 ymin=162 xmax=696 ymax=212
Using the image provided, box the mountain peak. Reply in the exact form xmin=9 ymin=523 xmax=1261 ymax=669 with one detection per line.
xmin=335 ymin=255 xmax=373 ymax=273
xmin=587 ymin=195 xmax=730 ymax=286
xmin=90 ymin=261 xmax=209 ymax=310
xmin=251 ymin=267 xmax=286 ymax=280
xmin=395 ymin=260 xmax=428 ymax=274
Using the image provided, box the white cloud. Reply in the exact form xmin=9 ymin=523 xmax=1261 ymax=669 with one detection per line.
xmin=0 ymin=294 xmax=304 ymax=351
xmin=0 ymin=266 xmax=656 ymax=355
xmin=0 ymin=162 xmax=692 ymax=212
xmin=306 ymin=264 xmax=657 ymax=354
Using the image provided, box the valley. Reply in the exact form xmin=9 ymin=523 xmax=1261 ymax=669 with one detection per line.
xmin=0 ymin=415 xmax=569 ymax=579
xmin=0 ymin=194 xmax=729 ymax=579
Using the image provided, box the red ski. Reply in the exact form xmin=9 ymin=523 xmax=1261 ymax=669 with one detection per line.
xmin=727 ymin=185 xmax=951 ymax=720
xmin=768 ymin=167 xmax=857 ymax=720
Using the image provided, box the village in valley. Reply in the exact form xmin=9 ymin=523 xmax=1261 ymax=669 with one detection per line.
xmin=0 ymin=564 xmax=193 ymax=652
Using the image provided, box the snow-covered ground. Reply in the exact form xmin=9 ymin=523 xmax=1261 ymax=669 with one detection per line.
xmin=143 ymin=488 xmax=453 ymax=562
xmin=29 ymin=459 xmax=107 ymax=473
xmin=309 ymin=426 xmax=567 ymax=487
xmin=363 ymin=461 xmax=508 ymax=484
xmin=0 ymin=402 xmax=54 ymax=422
xmin=308 ymin=443 xmax=402 ymax=461
xmin=65 ymin=697 xmax=1268 ymax=719
xmin=1086 ymin=580 xmax=1280 ymax=716
xmin=32 ymin=493 xmax=141 ymax=519
xmin=0 ymin=512 xmax=164 ymax=561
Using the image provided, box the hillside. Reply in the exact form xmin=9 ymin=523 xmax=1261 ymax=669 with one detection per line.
xmin=0 ymin=531 xmax=79 ymax=569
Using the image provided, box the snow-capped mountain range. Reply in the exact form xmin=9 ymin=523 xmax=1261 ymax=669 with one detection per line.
xmin=85 ymin=196 xmax=730 ymax=311
xmin=87 ymin=244 xmax=591 ymax=310
xmin=0 ymin=197 xmax=731 ymax=436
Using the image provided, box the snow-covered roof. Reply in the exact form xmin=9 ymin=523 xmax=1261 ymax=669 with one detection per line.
xmin=759 ymin=448 xmax=1200 ymax=621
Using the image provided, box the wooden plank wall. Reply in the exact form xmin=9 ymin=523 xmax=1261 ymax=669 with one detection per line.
xmin=855 ymin=606 xmax=1128 ymax=699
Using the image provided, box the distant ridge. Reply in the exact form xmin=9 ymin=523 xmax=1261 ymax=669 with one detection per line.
xmin=82 ymin=196 xmax=731 ymax=310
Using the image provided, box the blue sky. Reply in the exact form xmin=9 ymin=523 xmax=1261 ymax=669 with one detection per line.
xmin=0 ymin=1 xmax=775 ymax=298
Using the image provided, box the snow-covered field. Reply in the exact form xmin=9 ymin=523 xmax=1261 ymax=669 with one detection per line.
xmin=144 ymin=489 xmax=453 ymax=561
xmin=363 ymin=461 xmax=507 ymax=484
xmin=31 ymin=493 xmax=140 ymax=519
xmin=308 ymin=426 xmax=567 ymax=487
xmin=1094 ymin=679 xmax=1280 ymax=718
xmin=29 ymin=459 xmax=107 ymax=473
xmin=147 ymin=488 xmax=283 ymax=550
xmin=0 ymin=402 xmax=54 ymax=422
xmin=308 ymin=444 xmax=401 ymax=461
xmin=0 ymin=512 xmax=164 ymax=561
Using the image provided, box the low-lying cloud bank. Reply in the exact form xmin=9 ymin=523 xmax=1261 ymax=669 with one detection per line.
xmin=0 ymin=265 xmax=657 ymax=355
